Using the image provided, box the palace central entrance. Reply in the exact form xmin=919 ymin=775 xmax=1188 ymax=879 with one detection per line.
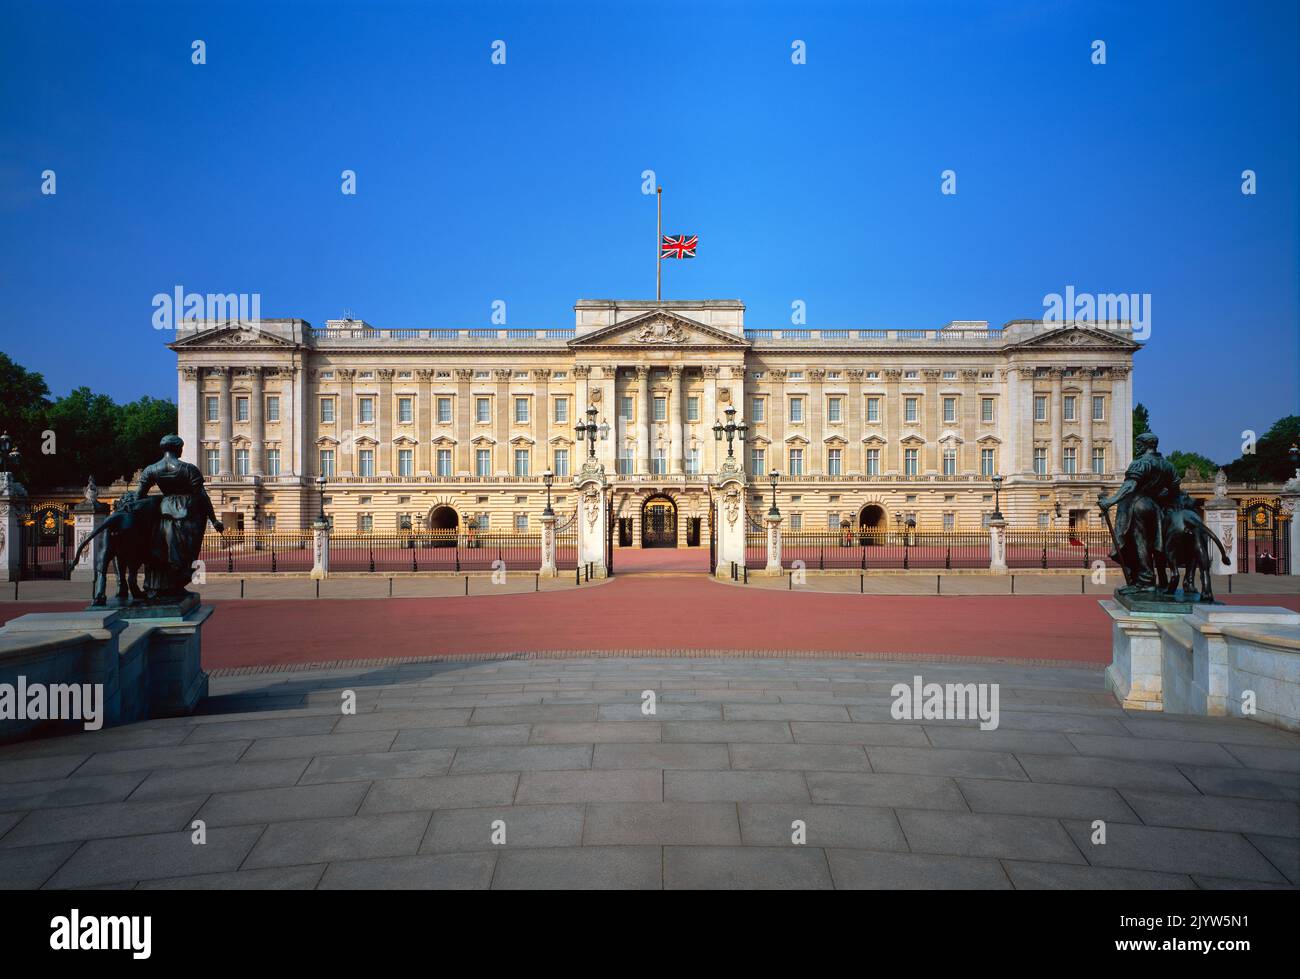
xmin=641 ymin=495 xmax=678 ymax=548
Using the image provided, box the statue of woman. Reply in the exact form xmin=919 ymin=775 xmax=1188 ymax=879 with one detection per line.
xmin=133 ymin=434 xmax=223 ymax=600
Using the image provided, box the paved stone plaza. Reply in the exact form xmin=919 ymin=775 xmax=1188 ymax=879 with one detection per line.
xmin=0 ymin=657 xmax=1296 ymax=889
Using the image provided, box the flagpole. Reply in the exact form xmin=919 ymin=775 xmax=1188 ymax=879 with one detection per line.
xmin=656 ymin=186 xmax=662 ymax=301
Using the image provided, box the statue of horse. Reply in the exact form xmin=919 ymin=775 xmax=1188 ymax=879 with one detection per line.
xmin=1162 ymin=494 xmax=1231 ymax=603
xmin=72 ymin=491 xmax=159 ymax=606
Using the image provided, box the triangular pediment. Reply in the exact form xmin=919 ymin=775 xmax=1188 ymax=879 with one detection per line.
xmin=1008 ymin=324 xmax=1140 ymax=351
xmin=170 ymin=324 xmax=300 ymax=349
xmin=569 ymin=310 xmax=749 ymax=349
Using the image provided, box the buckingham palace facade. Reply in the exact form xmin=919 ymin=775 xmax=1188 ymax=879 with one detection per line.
xmin=170 ymin=299 xmax=1140 ymax=544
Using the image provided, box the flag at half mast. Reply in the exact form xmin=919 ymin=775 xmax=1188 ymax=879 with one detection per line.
xmin=660 ymin=234 xmax=697 ymax=259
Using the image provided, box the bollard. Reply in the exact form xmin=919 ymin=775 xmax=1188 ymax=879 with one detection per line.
xmin=465 ymin=575 xmax=469 ymax=596
xmin=1010 ymin=575 xmax=1015 ymax=594
xmin=860 ymin=573 xmax=863 ymax=594
xmin=315 ymin=579 xmax=320 ymax=599
xmin=240 ymin=578 xmax=245 ymax=599
xmin=936 ymin=574 xmax=941 ymax=595
xmin=1081 ymin=575 xmax=1085 ymax=594
xmin=535 ymin=573 xmax=539 ymax=592
xmin=389 ymin=577 xmax=393 ymax=598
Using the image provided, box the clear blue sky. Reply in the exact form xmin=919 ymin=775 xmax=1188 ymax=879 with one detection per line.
xmin=1 ymin=0 xmax=1296 ymax=463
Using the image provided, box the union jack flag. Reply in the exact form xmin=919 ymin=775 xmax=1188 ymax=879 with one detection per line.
xmin=660 ymin=234 xmax=697 ymax=259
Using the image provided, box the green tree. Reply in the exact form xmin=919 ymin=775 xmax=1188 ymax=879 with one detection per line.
xmin=0 ymin=353 xmax=52 ymax=482
xmin=1166 ymin=449 xmax=1218 ymax=480
xmin=1132 ymin=402 xmax=1151 ymax=442
xmin=1223 ymin=416 xmax=1300 ymax=484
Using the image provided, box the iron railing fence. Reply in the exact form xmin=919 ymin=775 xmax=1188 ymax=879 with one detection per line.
xmin=778 ymin=530 xmax=990 ymax=570
xmin=328 ymin=532 xmax=544 ymax=572
xmin=198 ymin=531 xmax=315 ymax=574
xmin=556 ymin=532 xmax=578 ymax=571
xmin=745 ymin=532 xmax=767 ymax=569
xmin=1003 ymin=529 xmax=1116 ymax=569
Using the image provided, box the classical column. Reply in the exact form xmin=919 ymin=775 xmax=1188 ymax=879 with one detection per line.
xmin=494 ymin=368 xmax=511 ymax=476
xmin=669 ymin=365 xmax=684 ymax=474
xmin=377 ymin=369 xmax=394 ymax=475
xmin=883 ymin=369 xmax=901 ymax=473
xmin=769 ymin=369 xmax=787 ymax=472
xmin=1080 ymin=367 xmax=1095 ymax=477
xmin=808 ymin=368 xmax=825 ymax=474
xmin=337 ymin=368 xmax=355 ymax=476
xmin=283 ymin=366 xmax=300 ymax=477
xmin=847 ymin=369 xmax=864 ymax=474
xmin=1017 ymin=367 xmax=1036 ymax=475
xmin=216 ymin=366 xmax=233 ymax=477
xmin=923 ymin=369 xmax=941 ymax=474
xmin=961 ymin=369 xmax=979 ymax=473
xmin=535 ymin=369 xmax=551 ymax=473
xmin=729 ymin=364 xmax=747 ymax=470
xmin=179 ymin=366 xmax=201 ymax=460
xmin=702 ymin=365 xmax=719 ymax=473
xmin=635 ymin=365 xmax=650 ymax=474
xmin=1050 ymin=367 xmax=1064 ymax=475
xmin=454 ymin=369 xmax=472 ymax=475
xmin=249 ymin=366 xmax=265 ymax=476
xmin=1111 ymin=365 xmax=1132 ymax=473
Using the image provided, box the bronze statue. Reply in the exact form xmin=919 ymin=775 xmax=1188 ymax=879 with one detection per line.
xmin=1098 ymin=431 xmax=1221 ymax=604
xmin=75 ymin=435 xmax=223 ymax=606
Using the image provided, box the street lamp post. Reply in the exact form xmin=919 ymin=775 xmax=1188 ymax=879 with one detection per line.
xmin=542 ymin=468 xmax=555 ymax=517
xmin=768 ymin=469 xmax=781 ymax=517
xmin=712 ymin=405 xmax=747 ymax=462
xmin=991 ymin=474 xmax=1004 ymax=521
xmin=315 ymin=474 xmax=327 ymax=525
xmin=575 ymin=405 xmax=609 ymax=460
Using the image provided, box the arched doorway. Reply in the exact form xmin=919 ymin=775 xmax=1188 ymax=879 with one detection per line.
xmin=428 ymin=505 xmax=459 ymax=546
xmin=858 ymin=504 xmax=885 ymax=544
xmin=641 ymin=495 xmax=678 ymax=548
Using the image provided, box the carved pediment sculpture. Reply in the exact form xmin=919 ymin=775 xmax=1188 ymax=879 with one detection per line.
xmin=635 ymin=318 xmax=688 ymax=343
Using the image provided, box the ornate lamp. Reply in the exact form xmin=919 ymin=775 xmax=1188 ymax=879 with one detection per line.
xmin=542 ymin=468 xmax=555 ymax=517
xmin=768 ymin=469 xmax=781 ymax=517
xmin=315 ymin=473 xmax=327 ymax=524
xmin=575 ymin=406 xmax=608 ymax=459
xmin=991 ymin=474 xmax=1004 ymax=521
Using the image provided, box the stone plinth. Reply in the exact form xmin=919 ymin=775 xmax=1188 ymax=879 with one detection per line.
xmin=539 ymin=511 xmax=558 ymax=577
xmin=0 ymin=474 xmax=27 ymax=583
xmin=574 ymin=463 xmax=609 ymax=578
xmin=764 ymin=512 xmax=782 ymax=575
xmin=712 ymin=465 xmax=747 ymax=579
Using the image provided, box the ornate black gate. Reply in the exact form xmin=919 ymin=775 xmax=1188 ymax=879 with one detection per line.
xmin=1237 ymin=501 xmax=1291 ymax=575
xmin=641 ymin=496 xmax=677 ymax=548
xmin=22 ymin=503 xmax=74 ymax=579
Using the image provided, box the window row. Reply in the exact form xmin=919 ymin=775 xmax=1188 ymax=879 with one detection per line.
xmin=315 ymin=447 xmax=574 ymax=479
xmin=1032 ymin=447 xmax=1108 ymax=475
xmin=746 ymin=447 xmax=1002 ymax=478
xmin=1032 ymin=395 xmax=1107 ymax=422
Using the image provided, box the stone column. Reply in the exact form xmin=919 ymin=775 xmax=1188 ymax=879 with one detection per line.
xmin=1017 ymin=367 xmax=1036 ymax=475
xmin=70 ymin=484 xmax=110 ymax=583
xmin=535 ymin=369 xmax=551 ymax=474
xmin=961 ymin=369 xmax=979 ymax=473
xmin=1080 ymin=367 xmax=1095 ymax=477
xmin=575 ymin=466 xmax=609 ymax=578
xmin=288 ymin=364 xmax=303 ymax=478
xmin=1 ymin=474 xmax=28 ymax=583
xmin=729 ymin=364 xmax=747 ymax=471
xmin=702 ymin=365 xmax=719 ymax=473
xmin=669 ymin=366 xmax=684 ymax=474
xmin=494 ymin=369 xmax=511 ymax=476
xmin=1281 ymin=474 xmax=1299 ymax=576
xmin=418 ymin=370 xmax=435 ymax=475
xmin=635 ymin=365 xmax=650 ymax=474
xmin=179 ymin=366 xmax=201 ymax=459
xmin=883 ymin=370 xmax=901 ymax=473
xmin=216 ymin=366 xmax=233 ymax=477
xmin=1049 ymin=368 xmax=1064 ymax=475
xmin=765 ymin=511 xmax=783 ymax=574
xmin=923 ymin=370 xmax=941 ymax=473
xmin=847 ymin=369 xmax=864 ymax=474
xmin=249 ymin=367 xmax=265 ymax=476
xmin=311 ymin=516 xmax=330 ymax=580
xmin=377 ymin=369 xmax=394 ymax=475
xmin=1111 ymin=366 xmax=1133 ymax=473
xmin=539 ymin=510 xmax=558 ymax=577
xmin=337 ymin=368 xmax=355 ymax=476
xmin=713 ymin=468 xmax=747 ymax=578
xmin=769 ymin=369 xmax=787 ymax=472
xmin=808 ymin=369 xmax=825 ymax=474
xmin=454 ymin=370 xmax=472 ymax=475
xmin=988 ymin=517 xmax=1007 ymax=572
xmin=1203 ymin=485 xmax=1239 ymax=576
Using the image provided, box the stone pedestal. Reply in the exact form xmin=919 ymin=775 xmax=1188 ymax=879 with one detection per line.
xmin=1282 ymin=476 xmax=1298 ymax=576
xmin=539 ymin=511 xmax=558 ymax=577
xmin=310 ymin=519 xmax=330 ymax=579
xmin=764 ymin=512 xmax=783 ymax=575
xmin=70 ymin=496 xmax=110 ymax=582
xmin=712 ymin=464 xmax=747 ymax=579
xmin=1202 ymin=496 xmax=1238 ymax=576
xmin=574 ymin=461 xmax=609 ymax=578
xmin=0 ymin=473 xmax=27 ymax=583
xmin=987 ymin=518 xmax=1007 ymax=572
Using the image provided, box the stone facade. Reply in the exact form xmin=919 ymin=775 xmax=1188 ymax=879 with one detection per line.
xmin=169 ymin=299 xmax=1140 ymax=542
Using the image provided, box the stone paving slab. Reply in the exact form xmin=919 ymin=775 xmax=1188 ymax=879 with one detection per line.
xmin=0 ymin=656 xmax=1296 ymax=889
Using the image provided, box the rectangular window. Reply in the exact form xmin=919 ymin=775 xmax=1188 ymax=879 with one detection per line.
xmin=205 ymin=396 xmax=219 ymax=422
xmin=1092 ymin=447 xmax=1106 ymax=474
xmin=429 ymin=397 xmax=446 ymax=424
xmin=904 ymin=448 xmax=918 ymax=476
xmin=751 ymin=448 xmax=766 ymax=478
xmin=827 ymin=448 xmax=842 ymax=476
xmin=476 ymin=448 xmax=491 ymax=476
xmin=554 ymin=448 xmax=569 ymax=478
xmin=319 ymin=449 xmax=335 ymax=477
xmin=789 ymin=448 xmax=803 ymax=475
xmin=554 ymin=398 xmax=568 ymax=423
xmin=904 ymin=398 xmax=918 ymax=423
xmin=205 ymin=448 xmax=219 ymax=475
xmin=436 ymin=449 xmax=451 ymax=477
xmin=399 ymin=449 xmax=414 ymax=477
xmin=1038 ymin=512 xmax=1050 ymax=529
xmin=476 ymin=398 xmax=491 ymax=423
xmin=652 ymin=448 xmax=667 ymax=474
xmin=828 ymin=513 xmax=841 ymax=529
xmin=686 ymin=396 xmax=700 ymax=422
xmin=617 ymin=449 xmax=633 ymax=476
xmin=359 ymin=449 xmax=375 ymax=477
xmin=1034 ymin=447 xmax=1047 ymax=474
xmin=357 ymin=513 xmax=373 ymax=533
xmin=686 ymin=446 xmax=701 ymax=474
xmin=320 ymin=398 xmax=335 ymax=424
xmin=943 ymin=397 xmax=956 ymax=423
xmin=266 ymin=448 xmax=280 ymax=477
xmin=866 ymin=397 xmax=880 ymax=423
xmin=514 ymin=449 xmax=530 ymax=477
xmin=790 ymin=513 xmax=802 ymax=530
xmin=981 ymin=398 xmax=994 ymax=422
xmin=943 ymin=448 xmax=956 ymax=476
xmin=981 ymin=448 xmax=995 ymax=476
xmin=653 ymin=397 xmax=666 ymax=421
xmin=943 ymin=512 xmax=955 ymax=531
xmin=235 ymin=447 xmax=249 ymax=475
xmin=1034 ymin=396 xmax=1046 ymax=422
xmin=266 ymin=396 xmax=280 ymax=422
xmin=235 ymin=397 xmax=249 ymax=422
xmin=358 ymin=398 xmax=374 ymax=424
xmin=620 ymin=396 xmax=633 ymax=420
xmin=865 ymin=449 xmax=880 ymax=475
xmin=1064 ymin=396 xmax=1076 ymax=421
xmin=751 ymin=398 xmax=765 ymax=422
xmin=1064 ymin=446 xmax=1077 ymax=474
xmin=1092 ymin=396 xmax=1105 ymax=421
xmin=789 ymin=398 xmax=803 ymax=423
xmin=515 ymin=514 xmax=528 ymax=532
xmin=827 ymin=397 xmax=842 ymax=423
xmin=514 ymin=398 xmax=529 ymax=423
